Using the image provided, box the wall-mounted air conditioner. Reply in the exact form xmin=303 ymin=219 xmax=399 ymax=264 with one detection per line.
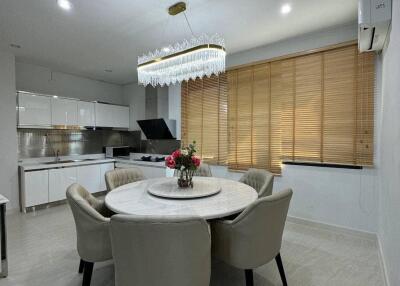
xmin=358 ymin=0 xmax=392 ymax=52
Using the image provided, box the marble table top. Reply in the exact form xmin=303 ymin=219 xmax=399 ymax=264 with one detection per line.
xmin=105 ymin=177 xmax=258 ymax=220
xmin=147 ymin=177 xmax=221 ymax=199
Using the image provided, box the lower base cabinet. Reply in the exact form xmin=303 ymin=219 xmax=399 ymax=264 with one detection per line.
xmin=116 ymin=163 xmax=167 ymax=179
xmin=21 ymin=161 xmax=115 ymax=210
xmin=77 ymin=165 xmax=101 ymax=194
xmin=49 ymin=168 xmax=77 ymax=202
xmin=100 ymin=163 xmax=114 ymax=191
xmin=23 ymin=170 xmax=49 ymax=207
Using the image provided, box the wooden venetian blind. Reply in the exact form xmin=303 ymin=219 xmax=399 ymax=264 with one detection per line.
xmin=181 ymin=74 xmax=228 ymax=165
xmin=228 ymin=64 xmax=282 ymax=174
xmin=228 ymin=44 xmax=375 ymax=173
xmin=280 ymin=45 xmax=374 ymax=165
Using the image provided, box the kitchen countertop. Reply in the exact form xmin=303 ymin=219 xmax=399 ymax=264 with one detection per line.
xmin=19 ymin=154 xmax=115 ymax=171
xmin=114 ymin=157 xmax=166 ymax=168
xmin=19 ymin=153 xmax=171 ymax=171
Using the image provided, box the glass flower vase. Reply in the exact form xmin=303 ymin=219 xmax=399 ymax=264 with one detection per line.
xmin=177 ymin=169 xmax=194 ymax=188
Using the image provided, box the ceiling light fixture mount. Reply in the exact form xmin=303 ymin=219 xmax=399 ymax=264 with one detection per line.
xmin=137 ymin=2 xmax=226 ymax=87
xmin=168 ymin=2 xmax=186 ymax=16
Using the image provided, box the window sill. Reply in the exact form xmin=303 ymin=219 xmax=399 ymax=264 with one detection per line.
xmin=282 ymin=161 xmax=363 ymax=169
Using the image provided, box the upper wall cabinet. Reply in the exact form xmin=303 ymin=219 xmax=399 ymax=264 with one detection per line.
xmin=78 ymin=101 xmax=95 ymax=127
xmin=51 ymin=97 xmax=78 ymax=127
xmin=18 ymin=92 xmax=52 ymax=127
xmin=113 ymin=105 xmax=130 ymax=128
xmin=95 ymin=103 xmax=129 ymax=129
xmin=17 ymin=92 xmax=128 ymax=129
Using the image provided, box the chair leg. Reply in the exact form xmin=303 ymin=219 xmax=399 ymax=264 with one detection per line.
xmin=245 ymin=269 xmax=254 ymax=286
xmin=275 ymin=253 xmax=288 ymax=286
xmin=82 ymin=262 xmax=94 ymax=286
xmin=78 ymin=259 xmax=85 ymax=274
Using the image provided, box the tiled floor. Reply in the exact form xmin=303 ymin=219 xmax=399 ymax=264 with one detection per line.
xmin=1 ymin=204 xmax=385 ymax=286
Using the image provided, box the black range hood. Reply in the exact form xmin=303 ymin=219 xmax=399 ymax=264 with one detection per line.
xmin=137 ymin=119 xmax=176 ymax=139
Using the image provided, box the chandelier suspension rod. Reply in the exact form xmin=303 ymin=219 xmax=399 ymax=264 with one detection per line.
xmin=183 ymin=11 xmax=195 ymax=37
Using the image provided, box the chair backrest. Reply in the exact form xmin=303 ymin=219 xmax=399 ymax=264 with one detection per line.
xmin=228 ymin=189 xmax=293 ymax=269
xmin=173 ymin=163 xmax=212 ymax=177
xmin=239 ymin=168 xmax=274 ymax=197
xmin=110 ymin=215 xmax=211 ymax=286
xmin=66 ymin=183 xmax=112 ymax=262
xmin=105 ymin=167 xmax=145 ymax=191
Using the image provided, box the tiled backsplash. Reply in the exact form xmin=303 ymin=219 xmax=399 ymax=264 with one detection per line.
xmin=17 ymin=129 xmax=141 ymax=159
xmin=17 ymin=129 xmax=181 ymax=158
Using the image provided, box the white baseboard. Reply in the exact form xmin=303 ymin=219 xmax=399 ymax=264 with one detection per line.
xmin=377 ymin=236 xmax=390 ymax=286
xmin=287 ymin=215 xmax=377 ymax=240
xmin=287 ymin=216 xmax=391 ymax=285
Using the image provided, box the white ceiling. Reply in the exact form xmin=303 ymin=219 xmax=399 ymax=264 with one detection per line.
xmin=0 ymin=0 xmax=357 ymax=85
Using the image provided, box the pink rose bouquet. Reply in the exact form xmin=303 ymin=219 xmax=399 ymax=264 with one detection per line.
xmin=165 ymin=141 xmax=200 ymax=188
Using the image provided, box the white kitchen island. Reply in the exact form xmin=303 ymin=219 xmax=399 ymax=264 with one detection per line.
xmin=114 ymin=153 xmax=174 ymax=178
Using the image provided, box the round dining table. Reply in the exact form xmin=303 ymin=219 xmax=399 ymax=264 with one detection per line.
xmin=105 ymin=177 xmax=258 ymax=220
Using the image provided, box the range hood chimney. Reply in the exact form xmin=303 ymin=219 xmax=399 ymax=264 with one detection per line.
xmin=137 ymin=86 xmax=177 ymax=139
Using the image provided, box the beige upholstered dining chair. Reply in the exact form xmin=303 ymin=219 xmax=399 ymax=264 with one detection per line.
xmin=66 ymin=183 xmax=113 ymax=286
xmin=239 ymin=168 xmax=274 ymax=197
xmin=173 ymin=163 xmax=213 ymax=177
xmin=105 ymin=167 xmax=145 ymax=191
xmin=211 ymin=189 xmax=293 ymax=286
xmin=110 ymin=215 xmax=211 ymax=286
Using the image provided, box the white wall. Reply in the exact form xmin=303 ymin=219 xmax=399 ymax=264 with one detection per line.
xmin=123 ymin=83 xmax=181 ymax=140
xmin=377 ymin=0 xmax=400 ymax=283
xmin=157 ymin=87 xmax=169 ymax=120
xmin=227 ymin=23 xmax=357 ymax=68
xmin=122 ymin=83 xmax=146 ymax=132
xmin=16 ymin=62 xmax=124 ymax=104
xmin=168 ymin=84 xmax=181 ymax=140
xmin=209 ymin=164 xmax=378 ymax=233
xmin=0 ymin=52 xmax=18 ymax=210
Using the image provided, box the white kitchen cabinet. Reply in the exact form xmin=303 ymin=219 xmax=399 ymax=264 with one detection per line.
xmin=49 ymin=167 xmax=77 ymax=202
xmin=138 ymin=165 xmax=166 ymax=178
xmin=113 ymin=105 xmax=130 ymax=128
xmin=77 ymin=165 xmax=101 ymax=194
xmin=78 ymin=101 xmax=95 ymax=127
xmin=51 ymin=98 xmax=78 ymax=127
xmin=95 ymin=103 xmax=129 ymax=128
xmin=100 ymin=163 xmax=114 ymax=191
xmin=95 ymin=103 xmax=113 ymax=127
xmin=18 ymin=92 xmax=52 ymax=127
xmin=23 ymin=170 xmax=49 ymax=208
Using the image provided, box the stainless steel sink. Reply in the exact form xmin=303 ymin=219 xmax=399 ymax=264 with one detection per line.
xmin=43 ymin=159 xmax=97 ymax=165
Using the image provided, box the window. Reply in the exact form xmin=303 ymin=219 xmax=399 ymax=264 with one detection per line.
xmin=180 ymin=43 xmax=375 ymax=174
xmin=181 ymin=74 xmax=228 ymax=165
xmin=228 ymin=44 xmax=375 ymax=173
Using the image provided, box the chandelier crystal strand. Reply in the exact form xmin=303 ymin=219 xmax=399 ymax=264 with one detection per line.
xmin=137 ymin=34 xmax=226 ymax=86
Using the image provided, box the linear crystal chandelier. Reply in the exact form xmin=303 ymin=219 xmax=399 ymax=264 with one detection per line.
xmin=137 ymin=2 xmax=226 ymax=87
